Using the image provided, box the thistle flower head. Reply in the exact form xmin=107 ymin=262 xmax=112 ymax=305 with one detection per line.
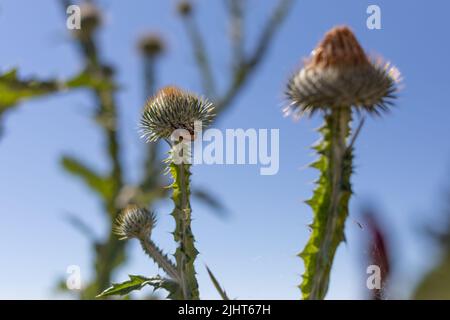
xmin=140 ymin=86 xmax=215 ymax=142
xmin=73 ymin=2 xmax=102 ymax=40
xmin=177 ymin=1 xmax=193 ymax=16
xmin=285 ymin=26 xmax=401 ymax=117
xmin=138 ymin=33 xmax=165 ymax=57
xmin=114 ymin=205 xmax=156 ymax=240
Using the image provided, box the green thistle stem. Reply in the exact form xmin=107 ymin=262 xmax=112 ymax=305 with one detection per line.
xmin=139 ymin=238 xmax=180 ymax=283
xmin=300 ymin=107 xmax=353 ymax=300
xmin=169 ymin=158 xmax=199 ymax=300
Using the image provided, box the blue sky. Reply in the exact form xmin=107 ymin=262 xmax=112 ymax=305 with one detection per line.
xmin=0 ymin=0 xmax=449 ymax=299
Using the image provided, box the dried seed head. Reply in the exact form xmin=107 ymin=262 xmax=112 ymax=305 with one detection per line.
xmin=114 ymin=205 xmax=156 ymax=240
xmin=138 ymin=33 xmax=165 ymax=57
xmin=285 ymin=26 xmax=401 ymax=118
xmin=140 ymin=86 xmax=215 ymax=142
xmin=177 ymin=0 xmax=193 ymax=16
xmin=72 ymin=2 xmax=102 ymax=40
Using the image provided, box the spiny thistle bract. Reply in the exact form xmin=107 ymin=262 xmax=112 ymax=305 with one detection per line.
xmin=114 ymin=205 xmax=156 ymax=240
xmin=285 ymin=26 xmax=400 ymax=300
xmin=285 ymin=26 xmax=401 ymax=117
xmin=140 ymin=86 xmax=214 ymax=142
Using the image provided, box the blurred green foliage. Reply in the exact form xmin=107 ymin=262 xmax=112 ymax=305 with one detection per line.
xmin=413 ymin=194 xmax=450 ymax=299
xmin=0 ymin=68 xmax=97 ymax=136
xmin=0 ymin=0 xmax=293 ymax=299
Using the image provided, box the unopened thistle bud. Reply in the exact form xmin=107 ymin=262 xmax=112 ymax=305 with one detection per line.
xmin=72 ymin=2 xmax=102 ymax=40
xmin=114 ymin=205 xmax=180 ymax=282
xmin=285 ymin=26 xmax=401 ymax=117
xmin=140 ymin=86 xmax=214 ymax=142
xmin=114 ymin=205 xmax=156 ymax=240
xmin=138 ymin=33 xmax=165 ymax=57
xmin=177 ymin=1 xmax=193 ymax=16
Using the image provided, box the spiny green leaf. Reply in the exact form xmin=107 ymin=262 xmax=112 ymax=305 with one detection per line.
xmin=61 ymin=156 xmax=114 ymax=201
xmin=66 ymin=71 xmax=115 ymax=91
xmin=162 ymin=280 xmax=184 ymax=300
xmin=96 ymin=275 xmax=164 ymax=298
xmin=0 ymin=68 xmax=110 ymax=115
xmin=0 ymin=69 xmax=61 ymax=112
xmin=206 ymin=265 xmax=229 ymax=300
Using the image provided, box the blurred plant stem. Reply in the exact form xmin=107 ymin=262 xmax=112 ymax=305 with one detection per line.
xmin=140 ymin=53 xmax=163 ymax=194
xmin=62 ymin=0 xmax=124 ymax=297
xmin=180 ymin=0 xmax=294 ymax=115
xmin=59 ymin=0 xmax=165 ymax=299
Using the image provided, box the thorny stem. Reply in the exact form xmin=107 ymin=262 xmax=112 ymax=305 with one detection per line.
xmin=312 ymin=107 xmax=350 ymax=299
xmin=179 ymin=163 xmax=190 ymax=299
xmin=140 ymin=238 xmax=181 ymax=282
xmin=301 ymin=107 xmax=353 ymax=300
xmin=169 ymin=151 xmax=199 ymax=300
